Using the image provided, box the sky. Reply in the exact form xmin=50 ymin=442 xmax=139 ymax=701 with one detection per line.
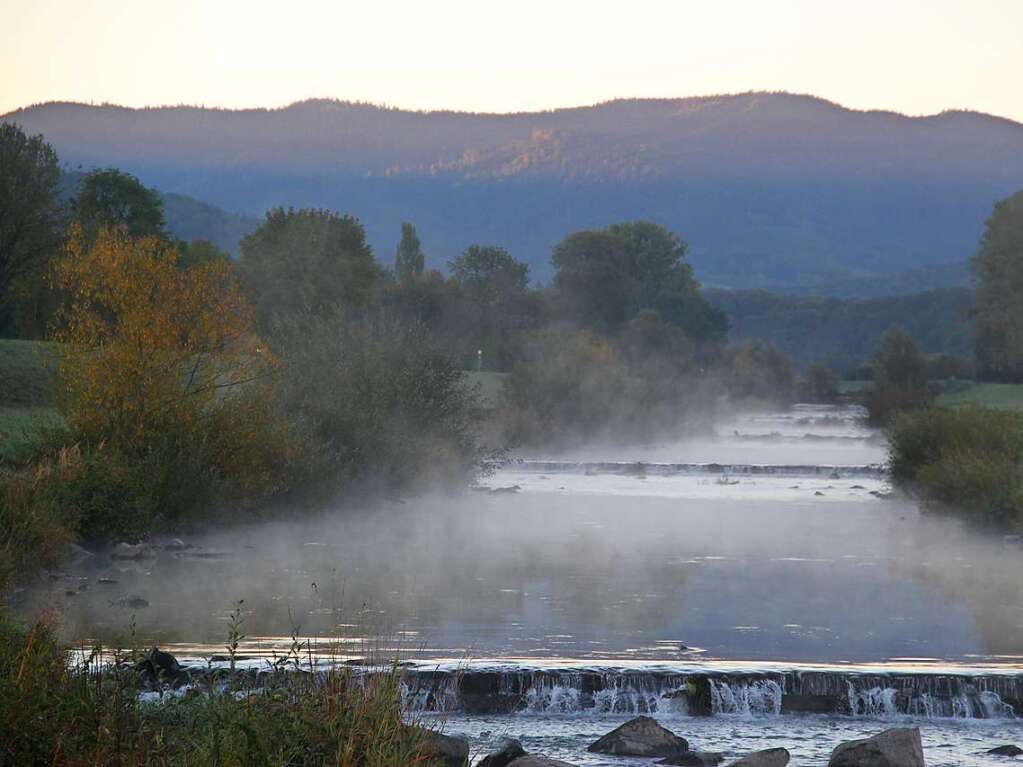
xmin=2 ymin=0 xmax=1022 ymax=121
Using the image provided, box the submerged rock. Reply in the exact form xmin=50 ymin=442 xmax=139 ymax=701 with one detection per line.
xmin=659 ymin=752 xmax=725 ymax=765
xmin=726 ymin=748 xmax=790 ymax=767
xmin=417 ymin=729 xmax=469 ymax=767
xmin=828 ymin=727 xmax=925 ymax=767
xmin=587 ymin=716 xmax=689 ymax=757
xmin=478 ymin=739 xmax=527 ymax=767
xmin=989 ymin=745 xmax=1023 ymax=756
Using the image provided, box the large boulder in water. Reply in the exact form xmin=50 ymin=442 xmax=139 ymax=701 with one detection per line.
xmin=989 ymin=745 xmax=1023 ymax=757
xmin=828 ymin=727 xmax=925 ymax=767
xmin=587 ymin=716 xmax=689 ymax=757
xmin=417 ymin=730 xmax=469 ymax=767
xmin=479 ymin=739 xmax=527 ymax=767
xmin=726 ymin=748 xmax=790 ymax=767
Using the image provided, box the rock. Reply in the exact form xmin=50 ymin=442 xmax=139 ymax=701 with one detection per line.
xmin=164 ymin=538 xmax=189 ymax=551
xmin=587 ymin=716 xmax=689 ymax=757
xmin=726 ymin=748 xmax=790 ymax=767
xmin=97 ymin=577 xmax=119 ymax=585
xmin=135 ymin=647 xmax=186 ymax=689
xmin=417 ymin=730 xmax=469 ymax=767
xmin=828 ymin=727 xmax=925 ymax=767
xmin=110 ymin=542 xmax=154 ymax=560
xmin=507 ymin=758 xmax=577 ymax=767
xmin=479 ymin=739 xmax=528 ymax=767
xmin=988 ymin=745 xmax=1023 ymax=757
xmin=659 ymin=752 xmax=725 ymax=765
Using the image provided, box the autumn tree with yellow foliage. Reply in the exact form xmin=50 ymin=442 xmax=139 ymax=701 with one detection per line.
xmin=51 ymin=226 xmax=289 ymax=532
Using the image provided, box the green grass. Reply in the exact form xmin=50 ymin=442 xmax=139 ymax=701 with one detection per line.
xmin=0 ymin=338 xmax=58 ymax=407
xmin=936 ymin=383 xmax=1023 ymax=410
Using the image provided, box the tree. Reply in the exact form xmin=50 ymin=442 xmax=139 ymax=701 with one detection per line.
xmin=449 ymin=244 xmax=535 ymax=369
xmin=176 ymin=238 xmax=230 ymax=269
xmin=973 ymin=189 xmax=1023 ymax=381
xmin=72 ymin=168 xmax=167 ymax=241
xmin=52 ymin=226 xmax=287 ymax=529
xmin=0 ymin=123 xmax=62 ymax=323
xmin=395 ymin=222 xmax=425 ymax=280
xmin=804 ymin=362 xmax=839 ymax=402
xmin=551 ymin=221 xmax=726 ymax=341
xmin=239 ymin=207 xmax=379 ymax=331
xmin=728 ymin=340 xmax=797 ymax=403
xmin=867 ymin=324 xmax=932 ymax=425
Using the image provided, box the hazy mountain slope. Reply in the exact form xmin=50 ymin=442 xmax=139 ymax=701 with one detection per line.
xmin=57 ymin=171 xmax=259 ymax=254
xmin=7 ymin=93 xmax=1022 ymax=291
xmin=706 ymin=287 xmax=975 ymax=370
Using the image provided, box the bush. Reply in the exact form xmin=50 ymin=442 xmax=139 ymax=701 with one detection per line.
xmin=888 ymin=406 xmax=1023 ymax=528
xmin=501 ymin=325 xmax=710 ymax=446
xmin=275 ymin=311 xmax=489 ymax=497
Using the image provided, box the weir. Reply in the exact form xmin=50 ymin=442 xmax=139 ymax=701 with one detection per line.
xmin=508 ymin=460 xmax=887 ymax=478
xmin=399 ymin=667 xmax=1023 ymax=719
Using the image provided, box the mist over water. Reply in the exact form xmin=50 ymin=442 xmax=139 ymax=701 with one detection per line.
xmin=25 ymin=405 xmax=1022 ymax=666
xmin=21 ymin=404 xmax=1023 ymax=765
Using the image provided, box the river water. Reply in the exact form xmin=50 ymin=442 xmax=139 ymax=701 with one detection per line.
xmin=19 ymin=405 xmax=1023 ymax=765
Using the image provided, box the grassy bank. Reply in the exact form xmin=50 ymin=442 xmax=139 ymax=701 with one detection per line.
xmin=935 ymin=382 xmax=1023 ymax=410
xmin=889 ymin=406 xmax=1023 ymax=530
xmin=0 ymin=614 xmax=458 ymax=767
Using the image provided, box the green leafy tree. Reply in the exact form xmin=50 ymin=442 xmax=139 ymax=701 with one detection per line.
xmin=240 ymin=207 xmax=379 ymax=331
xmin=72 ymin=168 xmax=166 ymax=241
xmin=867 ymin=324 xmax=932 ymax=425
xmin=552 ymin=221 xmax=726 ymax=341
xmin=176 ymin=238 xmax=230 ymax=269
xmin=973 ymin=189 xmax=1023 ymax=381
xmin=728 ymin=339 xmax=797 ymax=403
xmin=395 ymin=222 xmax=425 ymax=280
xmin=0 ymin=123 xmax=62 ymax=331
xmin=449 ymin=244 xmax=535 ymax=369
xmin=804 ymin=361 xmax=839 ymax=402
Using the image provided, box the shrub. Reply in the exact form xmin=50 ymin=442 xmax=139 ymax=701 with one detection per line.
xmin=0 ymin=466 xmax=75 ymax=590
xmin=275 ymin=311 xmax=489 ymax=497
xmin=888 ymin=406 xmax=1023 ymax=528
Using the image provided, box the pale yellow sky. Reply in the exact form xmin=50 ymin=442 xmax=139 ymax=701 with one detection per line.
xmin=2 ymin=0 xmax=1022 ymax=120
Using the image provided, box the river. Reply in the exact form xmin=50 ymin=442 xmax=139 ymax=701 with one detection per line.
xmin=18 ymin=404 xmax=1023 ymax=765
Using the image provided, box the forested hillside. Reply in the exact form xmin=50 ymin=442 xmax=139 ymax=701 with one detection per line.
xmin=7 ymin=93 xmax=1022 ymax=293
xmin=706 ymin=287 xmax=975 ymax=370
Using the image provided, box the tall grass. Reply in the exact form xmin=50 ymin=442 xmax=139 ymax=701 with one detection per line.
xmin=0 ymin=611 xmax=456 ymax=767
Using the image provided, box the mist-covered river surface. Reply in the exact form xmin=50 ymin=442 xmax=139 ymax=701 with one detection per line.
xmin=23 ymin=405 xmax=1023 ymax=765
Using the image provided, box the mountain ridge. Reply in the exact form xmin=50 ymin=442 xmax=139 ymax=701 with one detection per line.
xmin=5 ymin=91 xmax=1021 ymax=293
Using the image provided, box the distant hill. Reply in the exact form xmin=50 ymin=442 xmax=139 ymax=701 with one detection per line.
xmin=7 ymin=93 xmax=1023 ymax=293
xmin=58 ymin=171 xmax=259 ymax=254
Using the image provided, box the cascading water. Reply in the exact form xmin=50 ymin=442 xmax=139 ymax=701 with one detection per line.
xmin=398 ymin=667 xmax=1019 ymax=720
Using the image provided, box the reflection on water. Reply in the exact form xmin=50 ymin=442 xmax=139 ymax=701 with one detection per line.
xmin=20 ymin=405 xmax=1023 ymax=669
